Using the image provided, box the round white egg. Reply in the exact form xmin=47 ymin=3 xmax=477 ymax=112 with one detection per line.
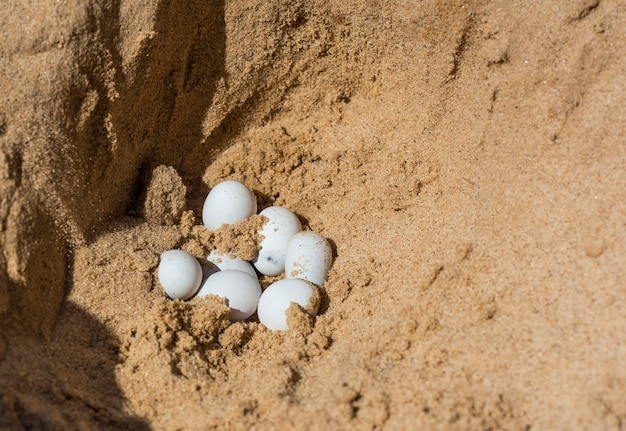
xmin=257 ymin=279 xmax=319 ymax=331
xmin=207 ymin=250 xmax=257 ymax=277
xmin=284 ymin=231 xmax=332 ymax=287
xmin=196 ymin=270 xmax=262 ymax=321
xmin=253 ymin=206 xmax=301 ymax=276
xmin=202 ymin=180 xmax=257 ymax=230
xmin=157 ymin=249 xmax=203 ymax=300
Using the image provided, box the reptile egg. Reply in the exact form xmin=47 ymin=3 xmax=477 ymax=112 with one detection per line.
xmin=157 ymin=249 xmax=202 ymax=300
xmin=257 ymin=279 xmax=319 ymax=331
xmin=202 ymin=180 xmax=257 ymax=230
xmin=253 ymin=206 xmax=301 ymax=276
xmin=196 ymin=270 xmax=262 ymax=321
xmin=284 ymin=231 xmax=333 ymax=287
xmin=207 ymin=250 xmax=257 ymax=277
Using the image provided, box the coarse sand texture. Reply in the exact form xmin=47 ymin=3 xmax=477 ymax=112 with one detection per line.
xmin=1 ymin=0 xmax=625 ymax=430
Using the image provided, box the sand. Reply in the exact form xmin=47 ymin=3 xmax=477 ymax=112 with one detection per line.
xmin=1 ymin=0 xmax=625 ymax=429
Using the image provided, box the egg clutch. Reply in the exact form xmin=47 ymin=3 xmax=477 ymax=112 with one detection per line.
xmin=157 ymin=180 xmax=332 ymax=331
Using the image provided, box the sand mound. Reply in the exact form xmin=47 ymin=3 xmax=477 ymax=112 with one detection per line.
xmin=1 ymin=0 xmax=625 ymax=429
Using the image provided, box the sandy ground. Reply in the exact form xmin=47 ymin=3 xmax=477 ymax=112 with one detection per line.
xmin=1 ymin=0 xmax=626 ymax=429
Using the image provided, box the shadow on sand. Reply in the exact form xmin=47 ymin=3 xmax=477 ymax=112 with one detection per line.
xmin=0 ymin=302 xmax=151 ymax=430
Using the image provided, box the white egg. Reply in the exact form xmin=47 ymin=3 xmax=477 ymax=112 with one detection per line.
xmin=202 ymin=180 xmax=257 ymax=230
xmin=157 ymin=249 xmax=203 ymax=300
xmin=257 ymin=279 xmax=319 ymax=331
xmin=253 ymin=206 xmax=301 ymax=276
xmin=207 ymin=250 xmax=257 ymax=277
xmin=284 ymin=231 xmax=332 ymax=287
xmin=196 ymin=270 xmax=262 ymax=321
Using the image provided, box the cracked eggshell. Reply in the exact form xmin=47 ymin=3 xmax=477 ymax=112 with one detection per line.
xmin=257 ymin=278 xmax=319 ymax=331
xmin=202 ymin=180 xmax=257 ymax=230
xmin=196 ymin=270 xmax=262 ymax=321
xmin=284 ymin=231 xmax=332 ymax=287
xmin=157 ymin=249 xmax=203 ymax=300
xmin=207 ymin=250 xmax=257 ymax=277
xmin=253 ymin=206 xmax=301 ymax=276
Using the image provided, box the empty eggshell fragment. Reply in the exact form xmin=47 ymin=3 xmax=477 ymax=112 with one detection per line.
xmin=253 ymin=206 xmax=301 ymax=276
xmin=196 ymin=270 xmax=262 ymax=321
xmin=257 ymin=278 xmax=319 ymax=331
xmin=207 ymin=250 xmax=257 ymax=277
xmin=202 ymin=180 xmax=257 ymax=230
xmin=157 ymin=249 xmax=203 ymax=300
xmin=284 ymin=231 xmax=333 ymax=287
